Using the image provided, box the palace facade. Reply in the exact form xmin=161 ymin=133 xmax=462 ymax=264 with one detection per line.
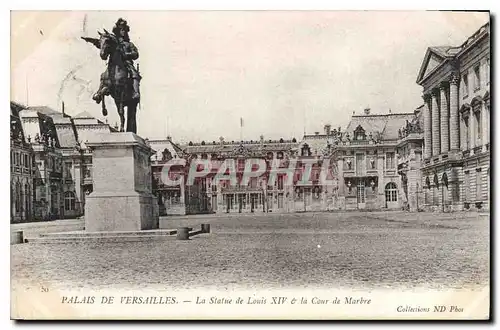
xmin=416 ymin=22 xmax=490 ymax=212
xmin=10 ymin=21 xmax=489 ymax=221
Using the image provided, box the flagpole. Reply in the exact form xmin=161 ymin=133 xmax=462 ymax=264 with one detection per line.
xmin=240 ymin=117 xmax=243 ymax=142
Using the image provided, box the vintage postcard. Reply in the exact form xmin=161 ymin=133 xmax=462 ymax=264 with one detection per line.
xmin=10 ymin=10 xmax=490 ymax=320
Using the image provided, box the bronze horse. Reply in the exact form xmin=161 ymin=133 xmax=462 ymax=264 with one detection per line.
xmin=83 ymin=30 xmax=139 ymax=133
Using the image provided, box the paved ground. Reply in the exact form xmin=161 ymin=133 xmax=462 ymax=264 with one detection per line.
xmin=11 ymin=212 xmax=489 ymax=291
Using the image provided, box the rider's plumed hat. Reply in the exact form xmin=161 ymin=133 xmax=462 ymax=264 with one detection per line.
xmin=113 ymin=18 xmax=130 ymax=33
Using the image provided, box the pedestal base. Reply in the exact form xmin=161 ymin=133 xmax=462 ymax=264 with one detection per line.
xmin=85 ymin=191 xmax=158 ymax=231
xmin=83 ymin=132 xmax=159 ymax=232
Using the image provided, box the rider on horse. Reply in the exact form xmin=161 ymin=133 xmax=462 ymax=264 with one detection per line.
xmin=92 ymin=18 xmax=141 ymax=104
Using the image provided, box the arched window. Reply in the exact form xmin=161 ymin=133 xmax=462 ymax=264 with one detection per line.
xmin=385 ymin=182 xmax=398 ymax=202
xmin=64 ymin=191 xmax=76 ymax=211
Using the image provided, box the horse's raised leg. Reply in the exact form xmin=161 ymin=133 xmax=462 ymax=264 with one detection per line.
xmin=126 ymin=101 xmax=138 ymax=134
xmin=101 ymin=96 xmax=108 ymax=117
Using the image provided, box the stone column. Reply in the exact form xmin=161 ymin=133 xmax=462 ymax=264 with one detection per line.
xmin=482 ymin=102 xmax=488 ymax=151
xmin=431 ymin=89 xmax=441 ymax=156
xmin=469 ymin=107 xmax=476 ymax=153
xmin=422 ymin=94 xmax=432 ymax=159
xmin=440 ymin=82 xmax=449 ymax=153
xmin=449 ymin=74 xmax=460 ymax=151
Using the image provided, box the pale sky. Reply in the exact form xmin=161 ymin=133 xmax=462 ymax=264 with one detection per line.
xmin=11 ymin=11 xmax=489 ymax=143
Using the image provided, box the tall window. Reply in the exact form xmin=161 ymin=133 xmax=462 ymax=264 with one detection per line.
xmin=277 ymin=175 xmax=284 ymax=190
xmin=355 ymin=154 xmax=364 ymax=176
xmin=385 ymin=152 xmax=395 ymax=169
xmin=474 ymin=110 xmax=482 ymax=142
xmin=15 ymin=184 xmax=20 ymax=212
xmin=464 ymin=116 xmax=470 ymax=150
xmin=475 ymin=170 xmax=482 ymax=201
xmin=462 ymin=73 xmax=469 ymax=97
xmin=473 ymin=65 xmax=481 ymax=91
xmin=64 ymin=191 xmax=76 ymax=211
xmin=385 ymin=182 xmax=398 ymax=202
xmin=64 ymin=162 xmax=73 ymax=179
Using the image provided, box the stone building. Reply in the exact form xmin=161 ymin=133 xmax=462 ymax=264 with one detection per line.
xmin=330 ymin=108 xmax=421 ymax=211
xmin=416 ymin=22 xmax=490 ymax=212
xmin=159 ymin=136 xmax=301 ymax=215
xmin=10 ymin=102 xmax=118 ymax=222
xmin=18 ymin=105 xmax=63 ymax=220
xmin=10 ymin=102 xmax=34 ymax=223
xmin=396 ymin=107 xmax=424 ymax=212
xmin=150 ymin=136 xmax=187 ymax=216
xmin=154 ymin=107 xmax=425 ymax=216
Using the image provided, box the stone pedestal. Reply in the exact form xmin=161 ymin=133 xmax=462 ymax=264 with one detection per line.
xmin=84 ymin=132 xmax=159 ymax=232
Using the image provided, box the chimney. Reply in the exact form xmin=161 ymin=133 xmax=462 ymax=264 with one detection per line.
xmin=314 ymin=131 xmax=319 ymax=135
xmin=324 ymin=124 xmax=331 ymax=135
xmin=61 ymin=101 xmax=65 ymax=115
xmin=364 ymin=107 xmax=371 ymax=115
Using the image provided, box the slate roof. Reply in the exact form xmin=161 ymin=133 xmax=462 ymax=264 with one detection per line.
xmin=344 ymin=113 xmax=415 ymax=141
xmin=54 ymin=125 xmax=78 ymax=149
xmin=10 ymin=102 xmax=26 ymax=117
xmin=149 ymin=138 xmax=185 ymax=160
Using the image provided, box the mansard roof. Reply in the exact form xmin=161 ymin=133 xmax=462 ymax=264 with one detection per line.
xmin=345 ymin=112 xmax=414 ymax=141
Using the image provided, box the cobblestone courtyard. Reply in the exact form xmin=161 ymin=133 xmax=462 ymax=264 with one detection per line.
xmin=11 ymin=212 xmax=489 ymax=291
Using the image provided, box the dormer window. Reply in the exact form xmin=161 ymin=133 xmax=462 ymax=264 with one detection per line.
xmin=301 ymin=143 xmax=311 ymax=156
xmin=354 ymin=125 xmax=366 ymax=140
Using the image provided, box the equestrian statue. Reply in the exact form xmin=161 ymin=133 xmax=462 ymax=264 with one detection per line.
xmin=82 ymin=18 xmax=141 ymax=133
